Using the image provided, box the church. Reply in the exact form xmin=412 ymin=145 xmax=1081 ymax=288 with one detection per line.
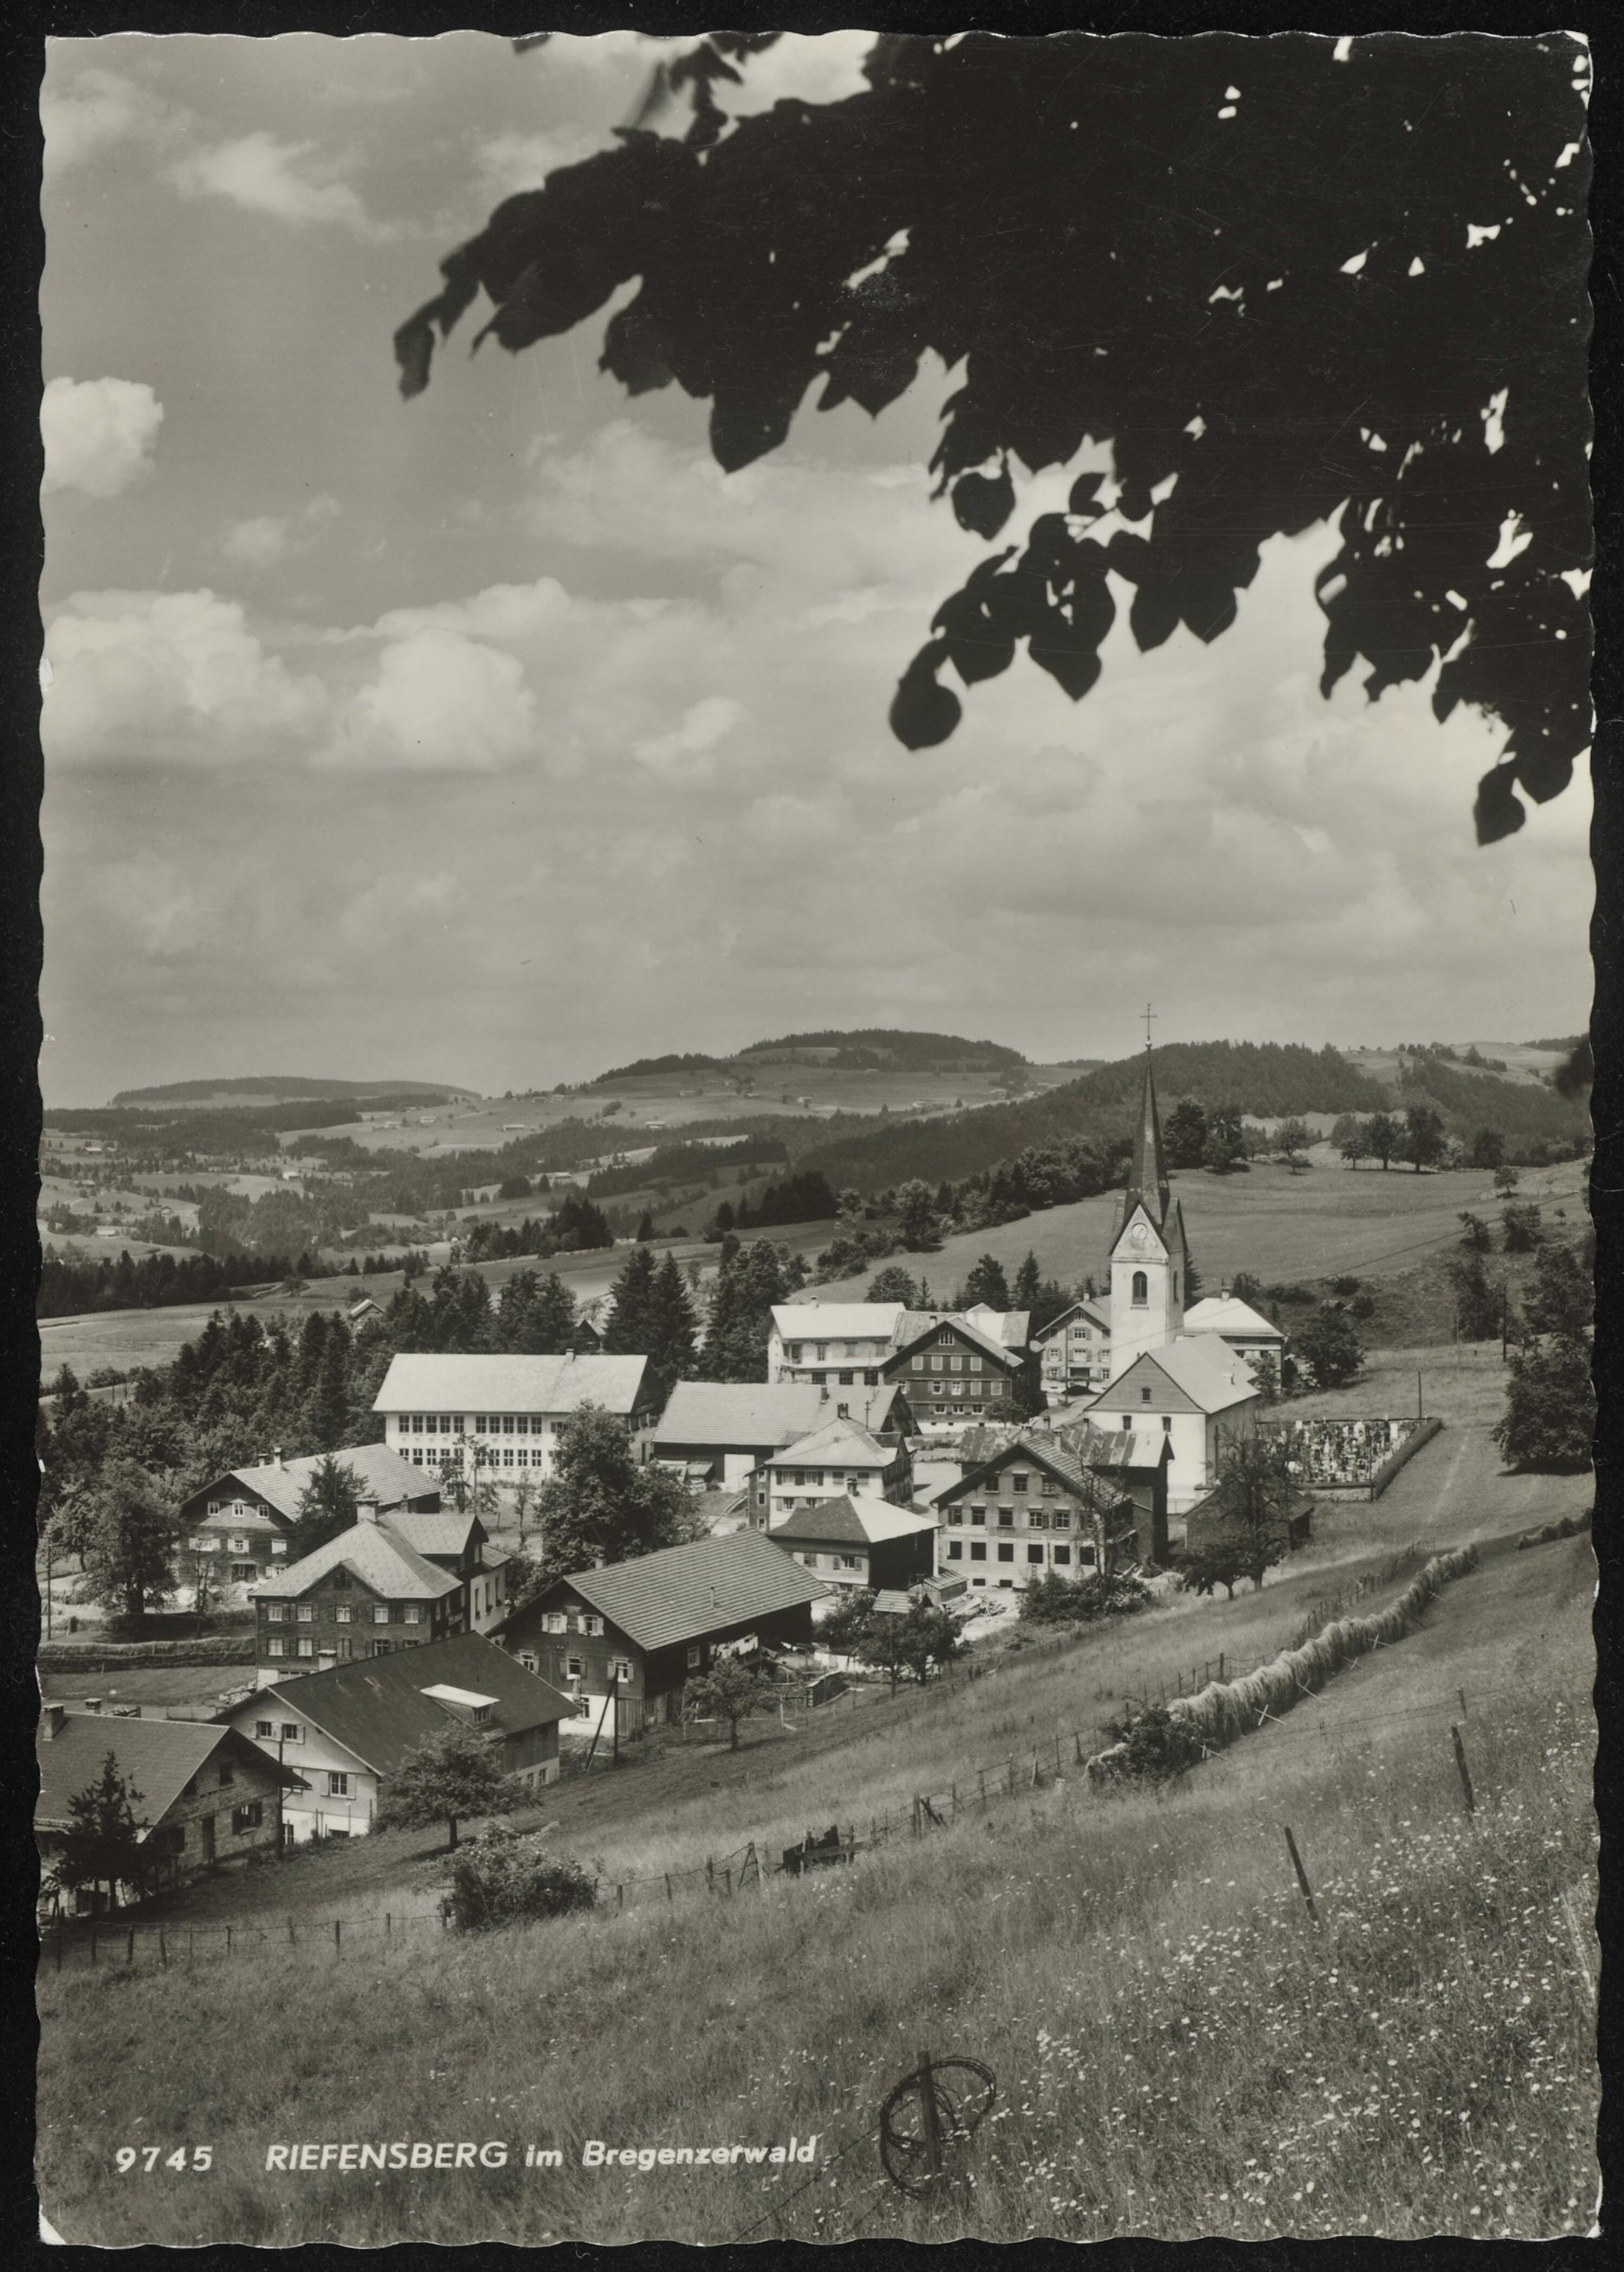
xmin=1056 ymin=1046 xmax=1281 ymax=1516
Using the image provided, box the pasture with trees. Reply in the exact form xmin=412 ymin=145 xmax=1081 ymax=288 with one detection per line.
xmin=374 ymin=1723 xmax=519 ymax=1851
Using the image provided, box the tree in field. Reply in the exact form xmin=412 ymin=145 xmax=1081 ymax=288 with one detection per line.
xmin=895 ymin=1179 xmax=941 ymax=1252
xmin=708 ymin=1198 xmax=735 ymax=1241
xmin=1292 ymin=1305 xmax=1364 ymax=1389
xmin=634 ymin=1209 xmax=656 ymax=1242
xmin=1274 ymin=1119 xmax=1313 ymax=1172
xmin=855 ymin=1608 xmax=914 ymax=1696
xmin=400 ymin=34 xmax=1588 ymax=844
xmin=1402 ymin=1103 xmax=1449 ymax=1174
xmin=867 ymin=1263 xmax=920 ymax=1307
xmin=534 ymin=1403 xmax=700 ymax=1575
xmin=1523 ymin=1239 xmax=1593 ymax=1341
xmin=1202 ymin=1109 xmax=1248 ymax=1175
xmin=1195 ymin=1428 xmax=1300 ymax=1591
xmin=51 ymin=1752 xmax=151 ymax=1915
xmin=1458 ymin=1211 xmax=1494 ymax=1255
xmin=80 ymin=1460 xmax=179 ymax=1631
xmin=1364 ymin=1112 xmax=1401 ymax=1171
xmin=1178 ymin=1545 xmax=1248 ymax=1602
xmin=1163 ymin=1099 xmax=1209 ymax=1171
xmin=1448 ymin=1254 xmax=1503 ymax=1342
xmin=440 ymin=1827 xmax=597 ymax=1932
xmin=890 ymin=1600 xmax=960 ymax=1687
xmin=701 ymin=1238 xmax=795 ymax=1380
xmin=1495 ymin=1336 xmax=1594 ymax=1472
xmin=683 ymin=1654 xmax=778 ymax=1750
xmin=1470 ymin=1127 xmax=1507 ymax=1171
xmin=289 ymin=1455 xmax=365 ymax=1560
xmin=1502 ymin=1202 xmax=1544 ymax=1253
xmin=816 ymin=1589 xmax=880 ymax=1657
xmin=376 ymin=1722 xmax=519 ymax=1850
xmin=1012 ymin=1251 xmax=1042 ymax=1310
xmin=962 ymin=1253 xmax=1011 ymax=1311
xmin=1493 ymin=1163 xmax=1522 ymax=1200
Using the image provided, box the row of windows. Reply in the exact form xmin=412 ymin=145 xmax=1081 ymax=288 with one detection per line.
xmin=771 ymin=1465 xmax=887 ymax=1490
xmin=266 ymin=1636 xmax=415 ymax=1660
xmin=398 ymin=1412 xmax=571 ymax=1437
xmin=920 ymin=1377 xmax=1005 ymax=1399
xmin=909 ymin=1352 xmax=987 ymax=1374
xmin=253 ymin=1719 xmax=304 ymax=1742
xmin=190 ymin=1534 xmax=288 ymax=1556
xmin=539 ymin=1610 xmax=604 ymax=1636
xmin=555 ymin=1654 xmax=633 ymax=1683
xmin=782 ymin=1342 xmax=885 ymax=1362
xmin=266 ymin=1603 xmax=421 ymax=1624
xmin=945 ymin=1539 xmax=1096 ymax=1567
xmin=794 ymin=1551 xmax=863 ymax=1571
xmin=947 ymin=1506 xmax=1074 ymax=1530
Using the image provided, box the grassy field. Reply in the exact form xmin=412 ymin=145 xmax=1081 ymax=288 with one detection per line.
xmin=793 ymin=1157 xmax=1589 ymax=1308
xmin=36 ymin=1523 xmax=1595 ymax=2245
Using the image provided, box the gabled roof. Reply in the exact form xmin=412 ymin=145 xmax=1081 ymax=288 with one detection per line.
xmin=961 ymin=1304 xmax=1032 ymax=1349
xmin=250 ymin=1518 xmax=462 ymax=1603
xmin=653 ymin=1379 xmax=900 ymax=1451
xmin=1184 ymin=1295 xmax=1285 ymax=1340
xmin=510 ymin=1530 xmax=829 ymax=1654
xmin=238 ymin=1633 xmax=574 ymax=1778
xmin=1031 ymin=1298 xmax=1111 ymax=1345
xmin=36 ymin=1715 xmax=298 ymax=1836
xmin=769 ymin=1417 xmax=895 ymax=1468
xmin=938 ymin=1431 xmax=1130 ymax=1510
xmin=372 ymin=1352 xmax=650 ymax=1416
xmin=1064 ymin=1425 xmax=1171 ymax=1472
xmin=1116 ymin=1334 xmax=1261 ymax=1415
xmin=383 ymin=1509 xmax=483 ymax=1559
xmin=769 ymin=1497 xmax=940 ymax=1546
xmin=770 ymin=1303 xmax=907 ymax=1342
xmin=201 ymin=1441 xmax=436 ymax=1523
xmin=889 ymin=1315 xmax=1023 ymax=1370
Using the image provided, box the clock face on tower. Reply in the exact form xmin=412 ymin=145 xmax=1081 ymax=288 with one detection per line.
xmin=1129 ymin=1223 xmax=1148 ymax=1250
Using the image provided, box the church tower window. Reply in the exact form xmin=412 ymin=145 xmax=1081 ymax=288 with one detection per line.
xmin=1131 ymin=1270 xmax=1149 ymax=1306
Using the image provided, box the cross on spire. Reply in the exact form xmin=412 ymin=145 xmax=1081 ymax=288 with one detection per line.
xmin=1142 ymin=1001 xmax=1157 ymax=1052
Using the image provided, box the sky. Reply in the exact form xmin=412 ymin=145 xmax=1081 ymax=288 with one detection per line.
xmin=39 ymin=32 xmax=1594 ymax=1106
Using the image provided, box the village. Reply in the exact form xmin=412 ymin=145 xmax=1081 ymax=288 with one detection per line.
xmin=35 ymin=1041 xmax=1592 ymax=1896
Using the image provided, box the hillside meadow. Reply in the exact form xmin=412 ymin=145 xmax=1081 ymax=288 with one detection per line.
xmin=36 ymin=1532 xmax=1595 ymax=2245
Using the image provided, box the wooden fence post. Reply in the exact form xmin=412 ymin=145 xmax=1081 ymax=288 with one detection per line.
xmin=385 ymin=1913 xmax=390 ymax=1939
xmin=706 ymin=1856 xmax=715 ymax=1892
xmin=159 ymin=1928 xmax=167 ymax=1970
xmin=1219 ymin=1652 xmax=1226 ymax=1683
xmin=617 ymin=1884 xmax=624 ymax=1912
xmin=978 ymin=1770 xmax=986 ymax=1807
xmin=951 ymin=1781 xmax=959 ymax=1819
xmin=1054 ymin=1735 xmax=1062 ymax=1775
xmin=1031 ymin=1750 xmax=1040 ymax=1788
xmin=1451 ymin=1726 xmax=1476 ymax=1815
xmin=1282 ymin=1826 xmax=1318 ymax=1923
xmin=665 ymin=1873 xmax=672 ymax=1903
xmin=333 ymin=1919 xmax=342 ymax=1955
xmin=723 ymin=1868 xmax=732 ymax=1897
xmin=126 ymin=1929 xmax=134 ymax=1967
xmin=226 ymin=1925 xmax=232 ymax=1956
xmin=1074 ymin=1731 xmax=1084 ymax=1765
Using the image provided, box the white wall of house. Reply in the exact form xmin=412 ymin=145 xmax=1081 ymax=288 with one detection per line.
xmin=227 ymin=1702 xmax=378 ymax=1842
xmin=763 ymin=1456 xmax=908 ymax=1525
xmin=382 ymin=1408 xmax=602 ymax=1483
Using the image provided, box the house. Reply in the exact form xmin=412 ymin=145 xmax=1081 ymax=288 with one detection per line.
xmin=933 ymin=1432 xmax=1140 ymax=1594
xmin=222 ymin=1632 xmax=574 ymax=1842
xmin=767 ymin=1498 xmax=940 ymax=1607
xmin=1057 ymin=1425 xmax=1173 ymax=1565
xmin=347 ymin=1295 xmax=384 ymax=1326
xmin=250 ymin=1507 xmax=471 ymax=1683
xmin=1183 ymin=1291 xmax=1287 ymax=1383
xmin=1032 ymin=1297 xmax=1113 ymax=1403
xmin=176 ymin=1444 xmax=442 ymax=1594
xmin=651 ymin=1378 xmax=913 ymax=1489
xmin=372 ymin=1352 xmax=658 ymax=1486
xmin=382 ymin=1506 xmax=512 ymax=1635
xmin=1184 ymin=1482 xmax=1315 ymax=1563
xmin=1076 ymin=1337 xmax=1261 ymax=1516
xmin=766 ymin=1303 xmax=906 ymax=1388
xmin=755 ymin=1416 xmax=914 ymax=1527
xmin=492 ymin=1530 xmax=829 ymax=1744
xmin=36 ymin=1706 xmax=297 ymax=1912
xmin=881 ymin=1313 xmax=1034 ymax=1431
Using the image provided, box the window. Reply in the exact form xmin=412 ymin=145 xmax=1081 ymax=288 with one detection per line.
xmin=543 ymin=1612 xmax=567 ymax=1635
xmin=1012 ymin=1473 xmax=1028 ymax=1493
xmin=912 ymin=1355 xmax=925 ymax=1374
xmin=970 ymin=1505 xmax=986 ymax=1526
xmin=371 ymin=1640 xmax=391 ymax=1657
xmin=207 ymin=1500 xmax=222 ymax=1515
xmin=520 ymin=1652 xmax=538 ymax=1673
xmin=1163 ymin=1415 xmax=1173 ymax=1433
xmin=566 ymin=1655 xmax=585 ymax=1680
xmin=1053 ymin=1510 xmax=1071 ymax=1531
xmin=988 ymin=1381 xmax=1003 ymax=1399
xmin=332 ymin=1566 xmax=351 ymax=1590
xmin=582 ymin=1615 xmax=604 ymax=1637
xmin=280 ymin=1723 xmax=301 ymax=1743
xmin=937 ymin=1329 xmax=953 ymax=1346
xmin=837 ymin=1553 xmax=860 ymax=1571
xmin=997 ymin=1543 xmax=1014 ymax=1563
xmin=787 ymin=1343 xmax=803 ymax=1362
xmin=865 ymin=1369 xmax=880 ymax=1386
xmin=1027 ymin=1544 xmax=1045 ymax=1565
xmin=947 ymin=1507 xmax=964 ymax=1525
xmin=687 ymin=1646 xmax=701 ymax=1668
xmin=267 ymin=1638 xmax=285 ymax=1658
xmin=189 ymin=1534 xmax=213 ymax=1551
xmin=1131 ymin=1270 xmax=1148 ymax=1306
xmin=1142 ymin=1386 xmax=1153 ymax=1403
xmin=336 ymin=1637 xmax=352 ymax=1660
xmin=839 ymin=1370 xmax=854 ymax=1386
xmin=373 ymin=1605 xmax=390 ymax=1624
xmin=1121 ymin=1417 xmax=1133 ymax=1433
xmin=328 ymin=1772 xmax=349 ymax=1798
xmin=404 ymin=1607 xmax=421 ymax=1625
xmin=611 ymin=1660 xmax=633 ymax=1684
xmin=254 ymin=1719 xmax=273 ymax=1739
xmin=297 ymin=1638 xmax=313 ymax=1658
xmin=929 ymin=1356 xmax=944 ymax=1374
xmin=219 ymin=1759 xmax=234 ymax=1786
xmin=998 ymin=1509 xmax=1014 ymax=1529
xmin=970 ymin=1542 xmax=986 ymax=1562
xmin=503 ymin=1414 xmax=515 ymax=1435
xmin=297 ymin=1604 xmax=314 ymax=1624
xmin=949 ymin=1354 xmax=963 ymax=1374
xmin=1079 ymin=1543 xmax=1098 ymax=1568
xmin=232 ymin=1801 xmax=263 ymax=1834
xmin=230 ymin=1537 xmax=250 ymax=1555
xmin=231 ymin=1563 xmax=256 ymax=1583
xmin=1040 ymin=1478 xmax=1057 ymax=1497
xmin=1053 ymin=1545 xmax=1072 ymax=1568
xmin=1027 ymin=1511 xmax=1047 ymax=1530
xmin=967 ymin=1354 xmax=983 ymax=1373
xmin=947 ymin=1540 xmax=963 ymax=1560
xmin=336 ymin=1604 xmax=351 ymax=1624
xmin=270 ymin=1539 xmax=287 ymax=1556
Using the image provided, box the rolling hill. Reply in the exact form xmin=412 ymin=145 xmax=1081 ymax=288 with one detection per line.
xmin=109 ymin=1077 xmax=470 ymax=1107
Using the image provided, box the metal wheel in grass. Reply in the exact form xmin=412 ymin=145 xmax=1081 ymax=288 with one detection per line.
xmin=878 ymin=2056 xmax=996 ymax=2196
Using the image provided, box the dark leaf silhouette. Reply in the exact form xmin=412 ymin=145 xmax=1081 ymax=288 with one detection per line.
xmin=400 ymin=32 xmax=1592 ymax=841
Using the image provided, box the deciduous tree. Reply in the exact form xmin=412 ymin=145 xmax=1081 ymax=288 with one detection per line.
xmin=376 ymin=1722 xmax=519 ymax=1850
xmin=683 ymin=1654 xmax=778 ymax=1749
xmin=80 ymin=1459 xmax=179 ymax=1631
xmin=1292 ymin=1305 xmax=1364 ymax=1389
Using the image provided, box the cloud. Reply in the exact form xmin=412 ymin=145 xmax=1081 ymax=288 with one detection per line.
xmin=317 ymin=629 xmax=538 ymax=773
xmin=42 ymin=589 xmax=325 ymax=765
xmin=220 ymin=494 xmax=339 ymax=569
xmin=168 ymin=132 xmax=395 ymax=240
xmin=470 ymin=125 xmax=609 ymax=206
xmin=632 ymin=695 xmax=747 ymax=780
xmin=41 ymin=376 xmax=163 ymax=499
xmin=41 ymin=67 xmax=182 ymax=170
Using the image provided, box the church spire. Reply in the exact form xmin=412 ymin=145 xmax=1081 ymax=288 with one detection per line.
xmin=1120 ymin=1036 xmax=1171 ymax=1231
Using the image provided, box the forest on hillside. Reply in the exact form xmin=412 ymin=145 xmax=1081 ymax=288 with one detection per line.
xmin=738 ymin=1028 xmax=1027 ymax=1067
xmin=1397 ymin=1054 xmax=1590 ymax=1148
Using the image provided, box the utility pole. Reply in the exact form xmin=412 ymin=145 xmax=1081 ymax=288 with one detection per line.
xmin=1501 ymin=1285 xmax=1509 ymax=1363
xmin=1416 ymin=1368 xmax=1424 ymax=1419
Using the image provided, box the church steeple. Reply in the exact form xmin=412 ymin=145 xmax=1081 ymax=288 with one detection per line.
xmin=1118 ymin=1040 xmax=1171 ymax=1234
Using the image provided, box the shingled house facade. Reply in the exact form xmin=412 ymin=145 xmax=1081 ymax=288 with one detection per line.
xmin=934 ymin=1434 xmax=1140 ymax=1594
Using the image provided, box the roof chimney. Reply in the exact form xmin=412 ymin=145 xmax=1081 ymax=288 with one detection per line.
xmin=275 ymin=1446 xmax=285 ymax=1468
xmin=356 ymin=1500 xmax=380 ymax=1524
xmin=84 ymin=1696 xmax=102 ymax=1714
xmin=42 ymin=1703 xmax=66 ymax=1741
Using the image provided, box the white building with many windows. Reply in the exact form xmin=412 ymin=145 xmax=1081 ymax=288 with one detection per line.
xmin=372 ymin=1352 xmax=657 ymax=1485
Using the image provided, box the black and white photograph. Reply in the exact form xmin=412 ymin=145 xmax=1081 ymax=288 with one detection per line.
xmin=32 ymin=27 xmax=1598 ymax=2246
